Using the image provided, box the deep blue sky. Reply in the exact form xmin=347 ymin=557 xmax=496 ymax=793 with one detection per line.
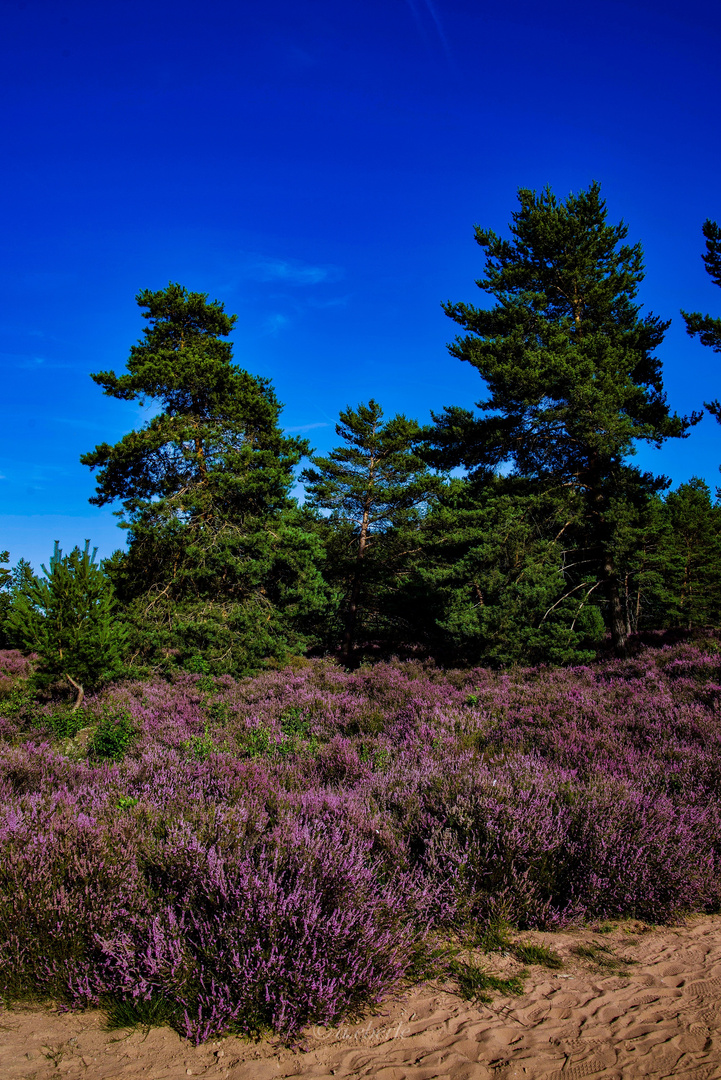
xmin=2 ymin=0 xmax=720 ymax=571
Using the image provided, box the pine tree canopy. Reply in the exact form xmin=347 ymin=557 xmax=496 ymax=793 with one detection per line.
xmin=7 ymin=541 xmax=127 ymax=709
xmin=302 ymin=400 xmax=436 ymax=534
xmin=302 ymin=399 xmax=438 ymax=663
xmin=79 ymin=283 xmax=327 ymax=674
xmin=432 ymin=182 xmax=697 ymax=490
xmin=682 ymin=219 xmax=721 ymax=419
xmin=426 ymin=182 xmax=701 ymax=655
xmin=81 ymin=283 xmax=306 ymax=525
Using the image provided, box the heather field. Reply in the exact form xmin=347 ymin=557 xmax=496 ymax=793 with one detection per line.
xmin=2 ymin=638 xmax=721 ymax=1044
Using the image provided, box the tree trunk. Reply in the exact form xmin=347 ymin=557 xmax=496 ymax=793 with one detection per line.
xmin=340 ymin=504 xmax=371 ymax=668
xmin=604 ymin=555 xmax=627 ymax=656
xmin=66 ymin=673 xmax=85 ymax=713
xmin=624 ymin=573 xmax=632 ymax=638
xmin=635 ymin=582 xmax=642 ymax=632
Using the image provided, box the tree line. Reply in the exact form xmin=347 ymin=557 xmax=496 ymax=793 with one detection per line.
xmin=2 ymin=182 xmax=721 ymax=703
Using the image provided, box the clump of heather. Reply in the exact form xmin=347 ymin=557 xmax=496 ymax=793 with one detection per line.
xmin=0 ymin=765 xmax=432 ymax=1040
xmin=0 ymin=650 xmax=35 ymax=679
xmin=1 ymin=636 xmax=721 ymax=1039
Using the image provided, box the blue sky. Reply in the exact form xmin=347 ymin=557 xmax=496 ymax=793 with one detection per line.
xmin=2 ymin=0 xmax=720 ymax=571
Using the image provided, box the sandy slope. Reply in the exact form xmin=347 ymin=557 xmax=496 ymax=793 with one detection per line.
xmin=3 ymin=917 xmax=721 ymax=1079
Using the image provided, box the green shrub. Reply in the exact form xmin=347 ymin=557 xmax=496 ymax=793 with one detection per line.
xmin=181 ymin=724 xmax=217 ymax=762
xmin=90 ymin=709 xmax=135 ymax=760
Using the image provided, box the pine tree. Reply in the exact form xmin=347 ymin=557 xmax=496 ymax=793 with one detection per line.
xmin=0 ymin=552 xmax=10 ymax=647
xmin=7 ymin=542 xmax=127 ymax=709
xmin=659 ymin=479 xmax=721 ymax=629
xmin=0 ymin=552 xmax=9 ymax=592
xmin=1 ymin=557 xmax=35 ymax=649
xmin=302 ymin=400 xmax=438 ymax=665
xmin=682 ymin=220 xmax=721 ymax=368
xmin=398 ymin=478 xmax=605 ymax=667
xmin=81 ymin=283 xmax=328 ymax=673
xmin=428 ymin=183 xmax=698 ymax=654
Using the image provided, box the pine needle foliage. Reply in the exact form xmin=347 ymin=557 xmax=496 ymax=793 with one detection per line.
xmin=81 ymin=283 xmax=328 ymax=674
xmin=7 ymin=541 xmax=127 ymax=709
xmin=302 ymin=400 xmax=439 ymax=664
xmin=428 ymin=182 xmax=699 ymax=652
xmin=682 ymin=219 xmax=721 ymax=368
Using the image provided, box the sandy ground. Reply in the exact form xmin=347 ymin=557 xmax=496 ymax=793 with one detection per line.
xmin=4 ymin=917 xmax=721 ymax=1080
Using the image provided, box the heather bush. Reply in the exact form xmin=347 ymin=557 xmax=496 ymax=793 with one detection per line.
xmin=0 ymin=650 xmax=35 ymax=680
xmin=1 ymin=638 xmax=721 ymax=1040
xmin=0 ymin=765 xmax=435 ymax=1039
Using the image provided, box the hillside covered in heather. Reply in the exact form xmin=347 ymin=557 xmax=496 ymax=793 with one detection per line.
xmin=2 ymin=636 xmax=720 ymax=1040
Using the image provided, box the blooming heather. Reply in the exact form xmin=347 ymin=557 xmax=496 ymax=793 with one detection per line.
xmin=1 ymin=638 xmax=721 ymax=1039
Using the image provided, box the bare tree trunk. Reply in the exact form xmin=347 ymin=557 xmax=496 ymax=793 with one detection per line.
xmin=340 ymin=504 xmax=371 ymax=668
xmin=635 ymin=583 xmax=642 ymax=633
xmin=66 ymin=674 xmax=85 ymax=713
xmin=604 ymin=555 xmax=628 ymax=656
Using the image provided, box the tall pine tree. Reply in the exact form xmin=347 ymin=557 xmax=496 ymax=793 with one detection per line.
xmin=302 ymin=400 xmax=438 ymax=665
xmin=427 ymin=183 xmax=697 ymax=653
xmin=82 ymin=284 xmax=328 ymax=673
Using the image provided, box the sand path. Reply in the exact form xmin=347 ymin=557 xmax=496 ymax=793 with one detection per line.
xmin=3 ymin=917 xmax=721 ymax=1079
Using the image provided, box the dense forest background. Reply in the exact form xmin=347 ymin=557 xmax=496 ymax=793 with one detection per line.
xmin=3 ymin=184 xmax=721 ymax=703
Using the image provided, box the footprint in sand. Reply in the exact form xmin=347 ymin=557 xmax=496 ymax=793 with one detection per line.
xmin=684 ymin=977 xmax=721 ymax=1000
xmin=540 ymin=1060 xmax=610 ymax=1080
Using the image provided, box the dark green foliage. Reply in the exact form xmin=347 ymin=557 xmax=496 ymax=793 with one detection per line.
xmin=1 ymin=560 xmax=37 ymax=653
xmin=682 ymin=220 xmax=721 ymax=382
xmin=82 ymin=283 xmax=298 ymax=520
xmin=180 ymin=723 xmax=218 ymax=762
xmin=427 ymin=183 xmax=698 ymax=653
xmin=40 ymin=707 xmax=91 ymax=741
xmin=631 ymin=480 xmax=721 ymax=631
xmin=184 ymin=654 xmax=210 ymax=675
xmin=0 ymin=552 xmax=9 ymax=592
xmin=438 ymin=183 xmax=688 ymax=481
xmin=7 ymin=542 xmax=127 ymax=709
xmin=659 ymin=480 xmax=721 ymax=628
xmin=302 ymin=399 xmax=439 ymax=663
xmin=0 ymin=552 xmax=9 ymax=648
xmin=278 ymin=705 xmax=310 ymax=739
xmin=89 ymin=708 xmax=136 ymax=760
xmin=402 ymin=478 xmax=604 ymax=666
xmin=81 ymin=284 xmax=329 ymax=674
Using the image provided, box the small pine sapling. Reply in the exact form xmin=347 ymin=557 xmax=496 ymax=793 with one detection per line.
xmin=8 ymin=540 xmax=128 ymax=710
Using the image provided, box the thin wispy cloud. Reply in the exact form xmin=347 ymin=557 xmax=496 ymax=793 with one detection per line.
xmin=2 ymin=352 xmax=44 ymax=369
xmin=30 ymin=464 xmax=69 ymax=479
xmin=422 ymin=0 xmax=451 ymax=55
xmin=264 ymin=313 xmax=290 ymax=336
xmin=249 ymin=257 xmax=342 ymax=286
xmin=3 ymin=353 xmax=75 ymax=371
xmin=405 ymin=0 xmax=452 ymax=60
xmin=284 ymin=421 xmax=329 ymax=434
xmin=306 ymin=295 xmax=351 ymax=310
